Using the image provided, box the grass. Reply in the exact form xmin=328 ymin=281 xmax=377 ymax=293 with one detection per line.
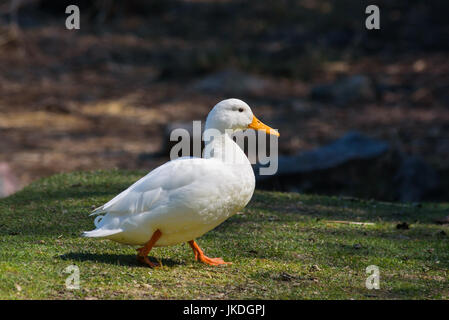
xmin=1 ymin=170 xmax=449 ymax=299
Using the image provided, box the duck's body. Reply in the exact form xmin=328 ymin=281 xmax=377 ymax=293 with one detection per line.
xmin=83 ymin=98 xmax=278 ymax=266
xmin=85 ymin=155 xmax=255 ymax=247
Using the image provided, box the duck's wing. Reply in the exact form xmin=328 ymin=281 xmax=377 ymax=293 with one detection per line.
xmin=90 ymin=157 xmax=221 ymax=217
xmin=83 ymin=156 xmax=247 ymax=238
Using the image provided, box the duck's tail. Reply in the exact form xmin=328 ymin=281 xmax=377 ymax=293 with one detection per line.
xmin=82 ymin=213 xmax=122 ymax=238
xmin=82 ymin=228 xmax=122 ymax=238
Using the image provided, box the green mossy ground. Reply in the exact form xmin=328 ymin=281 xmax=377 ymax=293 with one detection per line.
xmin=1 ymin=170 xmax=448 ymax=299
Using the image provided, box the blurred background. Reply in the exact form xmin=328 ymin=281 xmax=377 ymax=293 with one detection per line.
xmin=0 ymin=0 xmax=448 ymax=202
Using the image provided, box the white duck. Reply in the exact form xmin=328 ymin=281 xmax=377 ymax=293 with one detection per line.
xmin=83 ymin=98 xmax=279 ymax=267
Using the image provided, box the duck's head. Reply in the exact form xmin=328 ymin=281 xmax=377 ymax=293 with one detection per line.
xmin=205 ymin=98 xmax=279 ymax=136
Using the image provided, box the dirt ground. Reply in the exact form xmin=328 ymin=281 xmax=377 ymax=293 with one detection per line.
xmin=0 ymin=1 xmax=448 ymax=193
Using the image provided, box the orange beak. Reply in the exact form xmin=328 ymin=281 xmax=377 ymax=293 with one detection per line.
xmin=247 ymin=116 xmax=280 ymax=137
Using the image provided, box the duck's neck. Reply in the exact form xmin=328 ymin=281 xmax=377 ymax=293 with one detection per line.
xmin=203 ymin=129 xmax=250 ymax=166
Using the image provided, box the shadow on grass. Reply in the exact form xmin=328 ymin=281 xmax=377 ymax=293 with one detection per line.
xmin=250 ymin=192 xmax=449 ymax=224
xmin=7 ymin=183 xmax=131 ymax=205
xmin=59 ymin=252 xmax=183 ymax=268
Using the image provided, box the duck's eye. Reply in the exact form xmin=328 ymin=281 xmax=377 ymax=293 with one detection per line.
xmin=238 ymin=108 xmax=244 ymax=112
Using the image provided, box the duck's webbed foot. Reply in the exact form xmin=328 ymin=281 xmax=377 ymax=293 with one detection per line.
xmin=188 ymin=240 xmax=232 ymax=266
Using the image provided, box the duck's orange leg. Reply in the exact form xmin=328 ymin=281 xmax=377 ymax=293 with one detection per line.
xmin=136 ymin=229 xmax=162 ymax=268
xmin=188 ymin=240 xmax=232 ymax=266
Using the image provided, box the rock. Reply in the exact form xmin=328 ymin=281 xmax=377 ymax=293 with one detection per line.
xmin=161 ymin=121 xmax=204 ymax=158
xmin=310 ymin=264 xmax=321 ymax=271
xmin=394 ymin=155 xmax=439 ymax=202
xmin=256 ymin=131 xmax=440 ymax=201
xmin=192 ymin=69 xmax=270 ymax=95
xmin=310 ymin=75 xmax=375 ymax=105
xmin=164 ymin=121 xmax=200 ymax=141
xmin=0 ymin=162 xmax=20 ymax=198
xmin=255 ymin=131 xmax=437 ymax=202
xmin=258 ymin=131 xmax=389 ymax=178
